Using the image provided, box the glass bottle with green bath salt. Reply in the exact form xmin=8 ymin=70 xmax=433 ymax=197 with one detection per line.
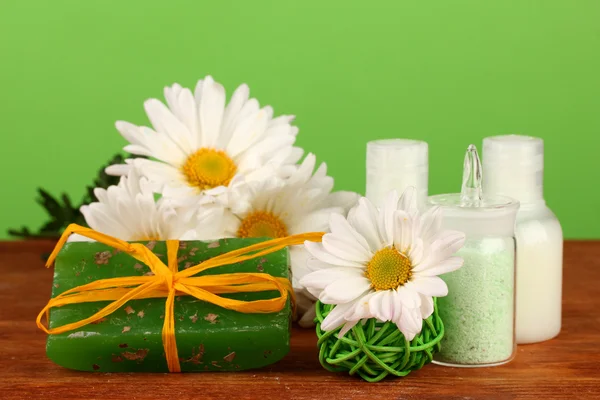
xmin=429 ymin=145 xmax=519 ymax=367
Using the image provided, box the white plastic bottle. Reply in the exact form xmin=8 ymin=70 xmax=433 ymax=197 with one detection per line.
xmin=366 ymin=139 xmax=428 ymax=208
xmin=482 ymin=135 xmax=563 ymax=344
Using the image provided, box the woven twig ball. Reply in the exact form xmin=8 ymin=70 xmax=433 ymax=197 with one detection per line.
xmin=315 ymin=298 xmax=444 ymax=382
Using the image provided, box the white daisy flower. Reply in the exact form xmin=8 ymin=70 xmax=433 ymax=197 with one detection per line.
xmin=106 ymin=75 xmax=302 ymax=202
xmin=300 ymin=187 xmax=466 ymax=340
xmin=191 ymin=153 xmax=359 ymax=325
xmin=79 ymin=168 xmax=217 ymax=241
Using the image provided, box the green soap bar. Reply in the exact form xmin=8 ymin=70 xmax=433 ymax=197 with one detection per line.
xmin=46 ymin=238 xmax=292 ymax=372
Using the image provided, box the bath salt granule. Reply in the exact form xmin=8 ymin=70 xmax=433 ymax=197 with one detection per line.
xmin=436 ymin=238 xmax=515 ymax=365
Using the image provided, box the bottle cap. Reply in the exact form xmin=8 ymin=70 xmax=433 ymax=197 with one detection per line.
xmin=366 ymin=139 xmax=428 ymax=208
xmin=482 ymin=135 xmax=544 ymax=205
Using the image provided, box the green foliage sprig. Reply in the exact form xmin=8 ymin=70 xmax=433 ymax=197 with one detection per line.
xmin=8 ymin=154 xmax=130 ymax=239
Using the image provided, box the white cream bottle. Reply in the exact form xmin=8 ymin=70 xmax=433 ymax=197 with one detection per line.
xmin=366 ymin=139 xmax=428 ymax=208
xmin=482 ymin=135 xmax=563 ymax=344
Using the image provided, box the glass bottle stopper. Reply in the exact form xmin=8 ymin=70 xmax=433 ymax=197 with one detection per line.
xmin=460 ymin=144 xmax=483 ymax=207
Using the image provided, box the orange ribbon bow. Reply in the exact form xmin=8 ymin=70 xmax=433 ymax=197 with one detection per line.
xmin=37 ymin=224 xmax=324 ymax=372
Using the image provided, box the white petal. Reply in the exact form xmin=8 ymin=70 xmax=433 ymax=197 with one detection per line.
xmin=418 ymin=206 xmax=443 ymax=243
xmin=246 ymin=134 xmax=296 ymax=166
xmin=320 ymin=301 xmax=356 ymax=332
xmin=323 ymin=191 xmax=359 ymax=214
xmin=286 ymin=147 xmax=304 ymax=165
xmin=292 ymin=209 xmax=339 ymax=234
xmin=320 ymin=277 xmax=371 ymax=304
xmin=321 ymin=234 xmax=371 ymax=264
xmin=338 ymin=320 xmax=360 ymax=338
xmin=393 ymin=210 xmax=414 ymax=253
xmin=419 ymin=294 xmax=434 ymax=319
xmin=347 ymin=198 xmax=383 ymax=252
xmin=268 ymin=114 xmax=295 ymax=128
xmin=396 ymin=306 xmax=423 ymax=341
xmin=80 ymin=169 xmax=196 ymax=242
xmin=226 ymin=103 xmax=268 ymax=158
xmin=161 ymin=184 xmax=201 ymax=202
xmin=198 ymin=76 xmax=226 ymax=147
xmin=130 ymin=159 xmax=187 ymax=194
xmin=378 ymin=190 xmax=399 ymax=246
xmin=408 ymin=238 xmax=424 ymax=266
xmin=408 ymin=276 xmax=448 ymax=297
xmin=344 ymin=291 xmax=378 ymax=321
xmin=328 ymin=213 xmax=372 ymax=256
xmin=115 ymin=121 xmax=187 ymax=166
xmin=398 ymin=186 xmax=418 ymax=215
xmin=192 ymin=204 xmax=237 ymax=241
xmin=430 ymin=230 xmax=466 ymax=259
xmin=414 ymin=230 xmax=466 ymax=269
xmin=220 ymin=83 xmax=250 ymax=145
xmin=144 ymin=99 xmax=194 ymax=154
xmin=282 ymin=153 xmax=316 ymax=187
xmin=194 ymin=77 xmax=205 ymax=108
xmin=105 ymin=163 xmax=131 ymax=176
xmin=412 ymin=256 xmax=464 ymax=277
xmin=305 ymin=257 xmax=334 ymax=273
xmin=290 ymin=247 xmax=311 ymax=289
xmin=395 ymin=285 xmax=421 ymax=309
xmin=304 ymin=241 xmax=365 ymax=268
xmin=299 ymin=267 xmax=363 ymax=292
xmin=368 ymin=291 xmax=394 ymax=322
xmin=164 ymin=84 xmax=199 ymax=149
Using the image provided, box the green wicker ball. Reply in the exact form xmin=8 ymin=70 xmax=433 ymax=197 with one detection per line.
xmin=315 ymin=298 xmax=444 ymax=382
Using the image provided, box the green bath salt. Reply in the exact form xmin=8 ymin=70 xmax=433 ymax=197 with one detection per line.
xmin=429 ymin=144 xmax=518 ymax=366
xmin=436 ymin=238 xmax=515 ymax=365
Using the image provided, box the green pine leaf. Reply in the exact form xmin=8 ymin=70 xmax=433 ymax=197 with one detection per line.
xmin=36 ymin=188 xmax=62 ymax=217
xmin=7 ymin=227 xmax=31 ymax=238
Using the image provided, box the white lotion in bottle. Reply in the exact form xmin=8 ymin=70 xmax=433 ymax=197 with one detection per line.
xmin=483 ymin=135 xmax=563 ymax=344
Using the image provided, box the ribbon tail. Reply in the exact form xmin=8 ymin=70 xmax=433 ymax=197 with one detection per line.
xmin=46 ymin=224 xmax=134 ymax=268
xmin=162 ymin=289 xmax=181 ymax=373
xmin=37 ymin=280 xmax=162 ymax=334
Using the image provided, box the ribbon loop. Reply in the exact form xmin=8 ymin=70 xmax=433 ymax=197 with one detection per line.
xmin=38 ymin=224 xmax=324 ymax=372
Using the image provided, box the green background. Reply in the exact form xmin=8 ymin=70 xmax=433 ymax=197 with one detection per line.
xmin=1 ymin=1 xmax=598 ymax=239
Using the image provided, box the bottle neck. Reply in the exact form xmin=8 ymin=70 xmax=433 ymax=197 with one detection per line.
xmin=483 ymin=167 xmax=545 ymax=206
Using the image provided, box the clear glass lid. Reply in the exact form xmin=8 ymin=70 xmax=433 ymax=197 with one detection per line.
xmin=428 ymin=145 xmax=519 ymax=236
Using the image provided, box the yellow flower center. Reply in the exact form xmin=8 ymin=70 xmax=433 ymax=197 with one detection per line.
xmin=181 ymin=148 xmax=237 ymax=190
xmin=365 ymin=247 xmax=412 ymax=291
xmin=237 ymin=211 xmax=289 ymax=239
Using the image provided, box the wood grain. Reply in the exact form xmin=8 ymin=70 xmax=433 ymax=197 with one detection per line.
xmin=0 ymin=240 xmax=599 ymax=400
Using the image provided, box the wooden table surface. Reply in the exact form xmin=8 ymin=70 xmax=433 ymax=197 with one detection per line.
xmin=1 ymin=240 xmax=599 ymax=400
